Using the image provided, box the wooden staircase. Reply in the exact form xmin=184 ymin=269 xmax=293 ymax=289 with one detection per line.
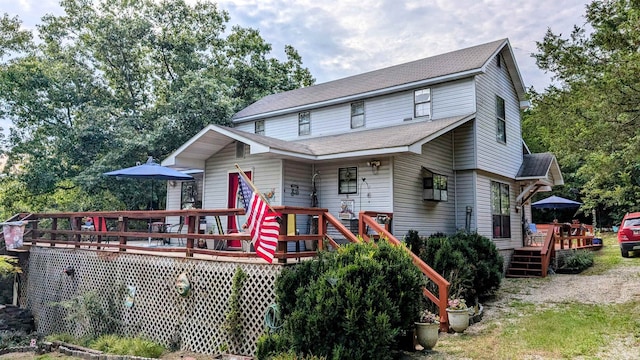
xmin=506 ymin=248 xmax=544 ymax=278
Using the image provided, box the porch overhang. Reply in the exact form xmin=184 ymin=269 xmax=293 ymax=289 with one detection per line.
xmin=515 ymin=153 xmax=564 ymax=205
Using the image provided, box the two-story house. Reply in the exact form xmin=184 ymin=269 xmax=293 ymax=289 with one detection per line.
xmin=162 ymin=38 xmax=563 ymax=254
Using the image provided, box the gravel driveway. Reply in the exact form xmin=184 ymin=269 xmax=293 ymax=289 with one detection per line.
xmin=407 ymin=263 xmax=640 ymax=359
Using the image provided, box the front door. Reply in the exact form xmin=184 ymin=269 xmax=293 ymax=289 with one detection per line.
xmin=227 ymin=171 xmax=251 ymax=249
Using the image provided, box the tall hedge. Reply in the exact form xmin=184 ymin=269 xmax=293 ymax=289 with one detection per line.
xmin=270 ymin=240 xmax=424 ymax=360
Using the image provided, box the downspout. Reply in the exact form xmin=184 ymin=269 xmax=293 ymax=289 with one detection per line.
xmin=452 ymin=131 xmax=458 ymax=230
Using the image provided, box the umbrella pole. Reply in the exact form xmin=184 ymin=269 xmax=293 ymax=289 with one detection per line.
xmin=148 ymin=180 xmax=154 ymax=244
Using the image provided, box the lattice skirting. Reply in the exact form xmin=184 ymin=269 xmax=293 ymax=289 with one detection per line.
xmin=21 ymin=247 xmax=282 ymax=356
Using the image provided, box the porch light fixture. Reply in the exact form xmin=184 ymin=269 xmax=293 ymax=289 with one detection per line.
xmin=366 ymin=160 xmax=381 ymax=175
xmin=290 ymin=184 xmax=299 ymax=196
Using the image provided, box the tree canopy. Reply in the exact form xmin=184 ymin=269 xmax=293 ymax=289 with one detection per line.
xmin=524 ymin=0 xmax=640 ymax=224
xmin=0 ymin=0 xmax=314 ymax=216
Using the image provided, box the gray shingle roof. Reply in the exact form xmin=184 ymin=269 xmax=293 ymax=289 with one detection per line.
xmin=233 ymin=39 xmax=507 ymax=120
xmin=517 ymin=153 xmax=555 ymax=178
xmin=222 ymin=114 xmax=473 ymax=157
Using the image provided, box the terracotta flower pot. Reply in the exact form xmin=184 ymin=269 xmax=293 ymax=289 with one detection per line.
xmin=446 ymin=308 xmax=470 ymax=333
xmin=414 ymin=322 xmax=439 ymax=350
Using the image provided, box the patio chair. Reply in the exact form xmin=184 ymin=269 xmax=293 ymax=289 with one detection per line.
xmin=165 ymin=223 xmax=185 ymax=246
xmin=526 ymin=223 xmax=546 ymax=246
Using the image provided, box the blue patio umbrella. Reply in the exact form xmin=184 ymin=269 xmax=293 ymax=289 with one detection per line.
xmin=531 ymin=195 xmax=582 ymax=209
xmin=532 ymin=195 xmax=582 ymax=221
xmin=104 ymin=156 xmax=193 ymax=209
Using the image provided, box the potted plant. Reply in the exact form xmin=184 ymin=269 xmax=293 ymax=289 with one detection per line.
xmin=446 ymin=298 xmax=470 ymax=333
xmin=414 ymin=309 xmax=440 ymax=350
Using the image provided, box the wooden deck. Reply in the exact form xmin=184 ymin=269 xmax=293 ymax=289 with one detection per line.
xmin=507 ymin=223 xmax=601 ymax=278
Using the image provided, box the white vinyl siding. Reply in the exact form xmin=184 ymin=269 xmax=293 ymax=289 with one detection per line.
xmin=392 ymin=134 xmax=456 ymax=237
xmin=454 ymin=171 xmax=476 ymax=232
xmin=232 ymin=79 xmax=476 ymax=140
xmin=475 ymin=51 xmax=522 ymax=178
xmin=313 ymin=159 xmax=393 ymax=239
xmin=453 ymin=120 xmax=476 ymax=170
xmin=283 ymin=160 xmax=314 ymax=233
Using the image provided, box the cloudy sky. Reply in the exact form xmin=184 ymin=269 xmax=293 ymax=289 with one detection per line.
xmin=3 ymin=0 xmax=590 ymax=91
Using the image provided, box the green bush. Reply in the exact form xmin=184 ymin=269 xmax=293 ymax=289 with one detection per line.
xmin=560 ymin=250 xmax=594 ymax=271
xmin=0 ymin=330 xmax=33 ymax=349
xmin=418 ymin=231 xmax=503 ymax=306
xmin=256 ymin=333 xmax=291 ymax=360
xmin=272 ymin=240 xmax=424 ymax=360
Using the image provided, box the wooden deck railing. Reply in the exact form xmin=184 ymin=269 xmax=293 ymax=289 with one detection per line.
xmin=5 ymin=207 xmax=450 ymax=330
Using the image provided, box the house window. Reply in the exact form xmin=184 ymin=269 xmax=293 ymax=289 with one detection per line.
xmin=351 ymin=101 xmax=365 ymax=128
xmin=496 ymin=54 xmax=502 ymax=68
xmin=421 ymin=167 xmax=448 ymax=201
xmin=298 ymin=111 xmax=310 ymax=136
xmin=491 ymin=181 xmax=510 ymax=238
xmin=338 ymin=167 xmax=357 ymax=194
xmin=255 ymin=120 xmax=264 ymax=135
xmin=181 ymin=181 xmax=198 ymax=209
xmin=496 ymin=96 xmax=506 ymax=143
xmin=235 ymin=141 xmax=246 ymax=159
xmin=414 ymin=88 xmax=431 ymax=118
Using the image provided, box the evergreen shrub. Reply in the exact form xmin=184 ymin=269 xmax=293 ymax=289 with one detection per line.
xmin=416 ymin=231 xmax=503 ymax=306
xmin=270 ymin=240 xmax=423 ymax=360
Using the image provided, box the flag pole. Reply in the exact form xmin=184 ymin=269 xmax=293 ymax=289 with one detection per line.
xmin=234 ymin=163 xmax=277 ymax=213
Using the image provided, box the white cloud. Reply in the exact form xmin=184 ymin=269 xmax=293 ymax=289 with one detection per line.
xmin=6 ymin=0 xmax=591 ymax=90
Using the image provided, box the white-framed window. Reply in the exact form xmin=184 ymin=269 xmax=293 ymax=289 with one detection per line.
xmin=414 ymin=88 xmax=431 ymax=119
xmin=255 ymin=120 xmax=264 ymax=135
xmin=496 ymin=96 xmax=506 ymax=143
xmin=298 ymin=111 xmax=310 ymax=136
xmin=491 ymin=181 xmax=510 ymax=238
xmin=351 ymin=101 xmax=365 ymax=128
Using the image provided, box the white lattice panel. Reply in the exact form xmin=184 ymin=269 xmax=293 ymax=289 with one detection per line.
xmin=22 ymin=247 xmax=282 ymax=356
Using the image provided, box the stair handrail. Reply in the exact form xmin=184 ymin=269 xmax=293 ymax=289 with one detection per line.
xmin=358 ymin=212 xmax=450 ymax=332
xmin=538 ymin=225 xmax=557 ymax=277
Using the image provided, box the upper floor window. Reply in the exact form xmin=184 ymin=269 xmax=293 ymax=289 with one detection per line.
xmin=298 ymin=111 xmax=310 ymax=136
xmin=255 ymin=120 xmax=265 ymax=135
xmin=496 ymin=96 xmax=506 ymax=143
xmin=351 ymin=101 xmax=365 ymax=128
xmin=414 ymin=88 xmax=431 ymax=119
xmin=491 ymin=181 xmax=510 ymax=238
xmin=496 ymin=54 xmax=502 ymax=68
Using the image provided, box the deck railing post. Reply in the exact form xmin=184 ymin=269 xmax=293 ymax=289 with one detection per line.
xmin=317 ymin=212 xmax=325 ymax=251
xmin=50 ymin=218 xmax=56 ymax=244
xmin=186 ymin=216 xmax=195 ymax=257
xmin=118 ymin=216 xmax=128 ymax=251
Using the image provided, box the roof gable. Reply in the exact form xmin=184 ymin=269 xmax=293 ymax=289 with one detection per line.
xmin=233 ymin=39 xmax=519 ymax=122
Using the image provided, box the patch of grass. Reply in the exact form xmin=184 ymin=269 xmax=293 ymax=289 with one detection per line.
xmin=89 ymin=335 xmax=165 ymax=358
xmin=583 ymin=233 xmax=625 ymax=275
xmin=435 ymin=301 xmax=640 ymax=359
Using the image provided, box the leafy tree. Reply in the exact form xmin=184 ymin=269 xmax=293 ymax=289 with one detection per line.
xmin=525 ymin=0 xmax=640 ymax=224
xmin=0 ymin=0 xmax=314 ymax=217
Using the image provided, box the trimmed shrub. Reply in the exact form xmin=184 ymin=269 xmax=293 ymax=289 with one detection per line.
xmin=271 ymin=240 xmax=424 ymax=360
xmin=559 ymin=250 xmax=594 ymax=272
xmin=418 ymin=231 xmax=503 ymax=306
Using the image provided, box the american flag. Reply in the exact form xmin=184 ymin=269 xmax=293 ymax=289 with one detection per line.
xmin=238 ymin=174 xmax=280 ymax=263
